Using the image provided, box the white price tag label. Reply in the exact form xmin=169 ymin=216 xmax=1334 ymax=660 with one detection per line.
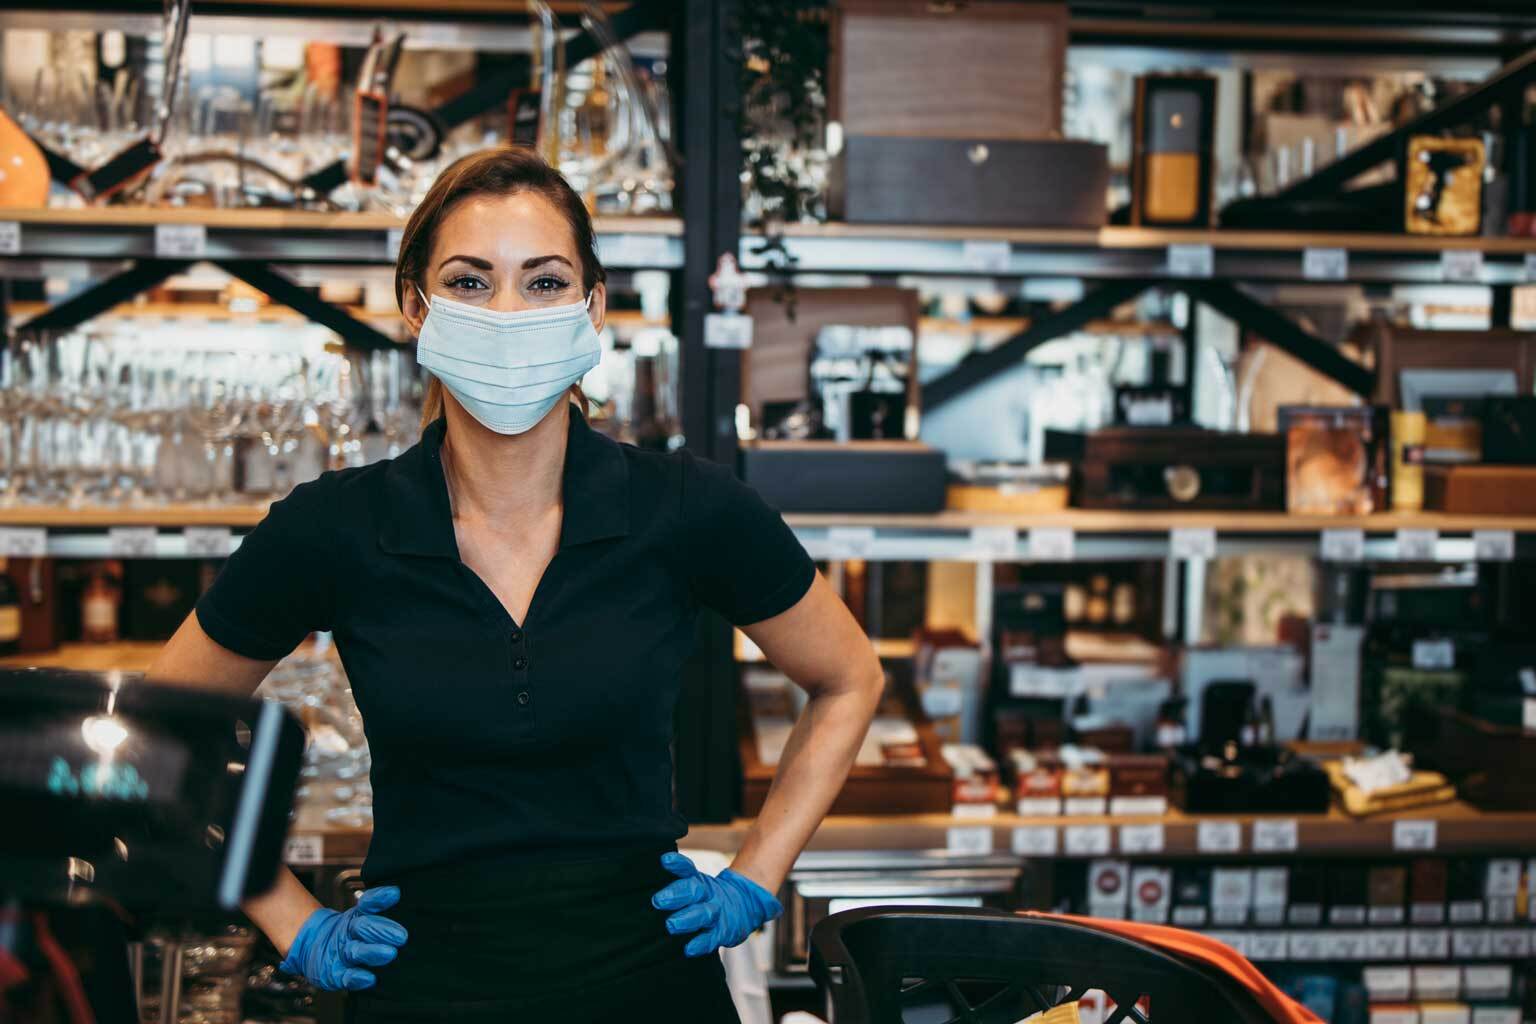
xmin=1027 ymin=526 xmax=1075 ymax=562
xmin=1474 ymin=529 xmax=1516 ymax=562
xmin=1393 ymin=819 xmax=1437 ymax=851
xmin=108 ymin=526 xmax=158 ymax=558
xmin=826 ymin=526 xmax=876 ymax=560
xmin=598 ymin=232 xmax=676 ymax=267
xmin=1167 ymin=243 xmax=1215 ymax=278
xmin=283 ymin=834 xmax=324 ymax=866
xmin=0 ymin=221 xmax=20 ymax=255
xmin=1409 ymin=929 xmax=1451 ymax=959
xmin=154 ymin=223 xmax=207 ymax=259
xmin=0 ymin=527 xmax=47 ymax=557
xmin=1320 ymin=528 xmax=1365 ymax=563
xmin=1303 ymin=247 xmax=1348 ymax=281
xmin=946 ymin=826 xmax=994 ymax=855
xmin=1011 ymin=826 xmax=1059 ymax=856
xmin=703 ymin=312 xmax=753 ymax=349
xmin=1412 ymin=639 xmax=1455 ymax=670
xmin=1197 ymin=820 xmax=1243 ymax=854
xmin=385 ymin=227 xmax=404 ymax=258
xmin=184 ymin=526 xmax=233 ymax=558
xmin=1525 ymin=253 xmax=1536 ymax=283
xmin=1118 ymin=823 xmax=1165 ymax=854
xmin=1063 ymin=824 xmax=1112 ymax=856
xmin=1249 ymin=932 xmax=1288 ymax=961
xmin=1441 ymin=248 xmax=1485 ymax=282
xmin=961 ymin=239 xmax=1011 ymax=272
xmin=1252 ymin=818 xmax=1299 ymax=853
xmin=1396 ymin=528 xmax=1438 ymax=561
xmin=969 ymin=526 xmax=1018 ymax=560
xmin=1170 ymin=526 xmax=1217 ymax=560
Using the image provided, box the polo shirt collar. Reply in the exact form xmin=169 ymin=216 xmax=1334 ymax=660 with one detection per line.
xmin=379 ymin=411 xmax=630 ymax=557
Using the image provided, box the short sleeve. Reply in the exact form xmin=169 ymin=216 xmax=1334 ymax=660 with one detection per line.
xmin=195 ymin=478 xmax=337 ymax=661
xmin=679 ymin=451 xmax=816 ymax=626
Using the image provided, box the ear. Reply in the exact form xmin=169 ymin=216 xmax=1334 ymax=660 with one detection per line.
xmin=401 ymin=283 xmax=427 ymax=336
xmin=587 ymin=281 xmax=608 ymax=334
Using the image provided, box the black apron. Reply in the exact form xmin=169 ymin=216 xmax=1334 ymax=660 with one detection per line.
xmin=346 ymin=845 xmax=743 ymax=1023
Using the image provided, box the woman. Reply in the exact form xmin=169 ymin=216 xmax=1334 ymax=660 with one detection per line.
xmin=147 ymin=147 xmax=883 ymax=1022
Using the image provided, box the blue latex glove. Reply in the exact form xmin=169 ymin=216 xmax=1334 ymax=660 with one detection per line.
xmin=650 ymin=852 xmax=782 ymax=958
xmin=279 ymin=886 xmax=408 ymax=991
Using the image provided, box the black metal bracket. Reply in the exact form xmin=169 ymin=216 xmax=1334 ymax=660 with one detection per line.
xmin=214 ymin=261 xmax=399 ymax=351
xmin=16 ymin=260 xmax=191 ymax=335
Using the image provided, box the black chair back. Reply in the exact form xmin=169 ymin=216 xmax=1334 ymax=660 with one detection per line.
xmin=810 ymin=906 xmax=1281 ymax=1024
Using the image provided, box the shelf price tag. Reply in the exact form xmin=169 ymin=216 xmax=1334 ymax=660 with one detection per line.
xmin=1171 ymin=527 xmax=1217 ymax=560
xmin=826 ymin=526 xmax=876 ymax=560
xmin=1525 ymin=253 xmax=1536 ymax=283
xmin=961 ymin=240 xmax=1011 ymax=273
xmin=1063 ymin=824 xmax=1112 ymax=856
xmin=1302 ymin=247 xmax=1348 ymax=281
xmin=947 ymin=826 xmax=994 ymax=855
xmin=599 ymin=233 xmax=676 ymax=267
xmin=0 ymin=221 xmax=20 ymax=255
xmin=1027 ymin=526 xmax=1075 ymax=562
xmin=184 ymin=526 xmax=233 ymax=558
xmin=969 ymin=525 xmax=1017 ymax=560
xmin=0 ymin=527 xmax=47 ymax=557
xmin=154 ymin=223 xmax=207 ymax=259
xmin=1392 ymin=819 xmax=1437 ymax=851
xmin=704 ymin=313 xmax=754 ymax=349
xmin=1395 ymin=528 xmax=1438 ymax=561
xmin=1252 ymin=818 xmax=1299 ymax=853
xmin=385 ymin=227 xmax=404 ymax=258
xmin=1412 ymin=639 xmax=1455 ymax=670
xmin=1474 ymin=529 xmax=1516 ymax=562
xmin=1118 ymin=823 xmax=1165 ymax=854
xmin=108 ymin=527 xmax=158 ymax=558
xmin=1441 ymin=248 xmax=1484 ymax=283
xmin=1167 ymin=243 xmax=1215 ymax=279
xmin=1320 ymin=528 xmax=1365 ymax=563
xmin=1197 ymin=820 xmax=1243 ymax=854
xmin=1011 ymin=826 xmax=1058 ymax=857
xmin=283 ymin=835 xmax=324 ymax=866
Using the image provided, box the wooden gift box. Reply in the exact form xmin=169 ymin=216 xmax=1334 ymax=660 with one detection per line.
xmin=1423 ymin=464 xmax=1536 ymax=514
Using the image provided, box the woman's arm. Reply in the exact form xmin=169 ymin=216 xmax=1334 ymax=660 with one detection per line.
xmin=726 ymin=573 xmax=883 ymax=894
xmin=146 ymin=614 xmax=322 ymax=956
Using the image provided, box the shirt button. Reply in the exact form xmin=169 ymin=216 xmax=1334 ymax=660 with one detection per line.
xmin=513 ymin=656 xmax=528 ymax=671
xmin=516 ymin=691 xmax=530 ymax=706
xmin=509 ymin=628 xmax=523 ymax=644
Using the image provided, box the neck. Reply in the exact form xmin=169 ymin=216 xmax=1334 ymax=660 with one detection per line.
xmin=440 ymin=399 xmax=570 ymax=527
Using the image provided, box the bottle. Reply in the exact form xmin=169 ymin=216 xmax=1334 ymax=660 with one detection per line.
xmin=81 ymin=562 xmax=122 ymax=644
xmin=0 ymin=560 xmax=20 ymax=656
xmin=1239 ymin=700 xmax=1258 ymax=747
xmin=1257 ymin=696 xmax=1276 ymax=747
xmin=1154 ymin=698 xmax=1187 ymax=752
xmin=1391 ymin=410 xmax=1427 ymax=512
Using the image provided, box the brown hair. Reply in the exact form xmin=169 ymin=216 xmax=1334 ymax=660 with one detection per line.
xmin=394 ymin=146 xmax=607 ymax=430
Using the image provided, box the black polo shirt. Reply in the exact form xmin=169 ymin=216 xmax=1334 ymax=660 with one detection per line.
xmin=194 ymin=412 xmax=816 ymax=882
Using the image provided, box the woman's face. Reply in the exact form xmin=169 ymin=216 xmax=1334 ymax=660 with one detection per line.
xmin=403 ymin=191 xmax=606 ymax=332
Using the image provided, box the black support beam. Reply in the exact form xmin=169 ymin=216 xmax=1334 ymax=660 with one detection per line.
xmin=214 ymin=261 xmax=400 ymax=352
xmin=17 ymin=260 xmax=191 ymax=335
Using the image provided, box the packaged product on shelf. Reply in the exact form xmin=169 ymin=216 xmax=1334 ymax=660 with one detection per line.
xmin=1328 ymin=864 xmax=1369 ymax=925
xmin=1106 ymin=754 xmax=1169 ymax=815
xmin=1364 ymin=966 xmax=1413 ymax=1003
xmin=1008 ymin=750 xmax=1063 ymax=816
xmin=1459 ymin=964 xmax=1512 ymax=1001
xmin=1058 ymin=749 xmax=1110 ymax=816
xmin=1128 ymin=865 xmax=1172 ymax=924
xmin=1482 ymin=859 xmax=1521 ymax=923
xmin=1411 ymin=858 xmax=1450 ymax=925
xmin=1210 ymin=866 xmax=1255 ymax=926
xmin=1368 ymin=1005 xmax=1420 ymax=1024
xmin=1447 ymin=859 xmax=1487 ymax=924
xmin=1391 ymin=409 xmax=1429 ymax=512
xmin=1418 ymin=1004 xmax=1472 ymax=1024
xmin=912 ymin=629 xmax=983 ymax=745
xmin=1253 ymin=866 xmax=1288 ymax=927
xmin=1280 ymin=405 xmax=1387 ymax=515
xmin=1086 ymin=859 xmax=1131 ymax=920
xmin=1368 ymin=864 xmax=1409 ymax=925
xmin=1287 ymin=864 xmax=1326 ymax=926
xmin=1413 ymin=965 xmax=1462 ymax=1001
xmin=1469 ymin=1009 xmax=1520 ymax=1024
xmin=1309 ymin=622 xmax=1364 ymax=742
xmin=1170 ymin=865 xmax=1212 ymax=927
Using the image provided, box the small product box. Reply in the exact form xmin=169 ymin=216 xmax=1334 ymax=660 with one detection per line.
xmin=1010 ymin=750 xmax=1063 ymax=816
xmin=1369 ymin=864 xmax=1408 ymax=925
xmin=1413 ymin=965 xmax=1462 ymax=1001
xmin=1369 ymin=1006 xmax=1420 ymax=1024
xmin=1447 ymin=859 xmax=1486 ymax=924
xmin=1129 ymin=865 xmax=1172 ymax=923
xmin=1171 ymin=865 xmax=1211 ymax=927
xmin=1451 ymin=928 xmax=1491 ymax=960
xmin=1253 ymin=867 xmax=1289 ymax=927
xmin=1461 ymin=965 xmax=1511 ymax=1001
xmin=1482 ymin=858 xmax=1520 ymax=923
xmin=1210 ymin=867 xmax=1254 ymax=927
xmin=1363 ymin=966 xmax=1413 ymax=1002
xmin=1471 ymin=1009 xmax=1521 ymax=1024
xmin=1087 ymin=859 xmax=1131 ymax=919
xmin=944 ymin=744 xmax=1000 ymax=815
xmin=1107 ymin=754 xmax=1169 ymax=816
xmin=1419 ymin=1004 xmax=1470 ymax=1024
xmin=1061 ymin=759 xmax=1110 ymax=816
xmin=1328 ymin=863 xmax=1369 ymax=926
xmin=1287 ymin=864 xmax=1326 ymax=926
xmin=1411 ymin=858 xmax=1448 ymax=925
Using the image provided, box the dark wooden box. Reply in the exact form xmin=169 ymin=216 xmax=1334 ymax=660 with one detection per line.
xmin=1045 ymin=427 xmax=1286 ymax=511
xmin=829 ymin=136 xmax=1109 ymax=228
xmin=741 ymin=441 xmax=947 ymax=514
xmin=1424 ymin=464 xmax=1536 ymax=514
xmin=1406 ymin=704 xmax=1536 ymax=810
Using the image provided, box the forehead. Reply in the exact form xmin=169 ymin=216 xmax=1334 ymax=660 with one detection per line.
xmin=431 ymin=191 xmax=579 ymax=265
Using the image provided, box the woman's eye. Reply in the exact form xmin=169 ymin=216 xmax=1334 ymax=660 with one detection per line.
xmin=446 ymin=275 xmax=488 ymax=291
xmin=529 ymin=275 xmax=570 ymax=294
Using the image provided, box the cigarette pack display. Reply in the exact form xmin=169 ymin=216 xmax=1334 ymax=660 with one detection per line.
xmin=1447 ymin=859 xmax=1486 ymax=923
xmin=1171 ymin=865 xmax=1211 ymax=926
xmin=1411 ymin=859 xmax=1449 ymax=924
xmin=1010 ymin=752 xmax=1064 ymax=816
xmin=1470 ymin=1009 xmax=1520 ymax=1024
xmin=1088 ymin=859 xmax=1131 ymax=918
xmin=1253 ymin=866 xmax=1288 ymax=926
xmin=1061 ymin=762 xmax=1110 ymax=816
xmin=1129 ymin=865 xmax=1172 ymax=923
xmin=1106 ymin=755 xmax=1169 ymax=816
xmin=1418 ymin=1004 xmax=1471 ymax=1024
xmin=1461 ymin=965 xmax=1512 ymax=1001
xmin=1288 ymin=864 xmax=1326 ymax=925
xmin=1482 ymin=859 xmax=1520 ymax=923
xmin=1210 ymin=866 xmax=1254 ymax=926
xmin=1364 ymin=966 xmax=1413 ymax=1002
xmin=1328 ymin=863 xmax=1369 ymax=925
xmin=1369 ymin=864 xmax=1409 ymax=925
xmin=1413 ymin=966 xmax=1462 ymax=1001
xmin=1369 ymin=1006 xmax=1420 ymax=1024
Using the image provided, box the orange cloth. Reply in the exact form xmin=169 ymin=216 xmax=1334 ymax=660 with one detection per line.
xmin=1019 ymin=911 xmax=1324 ymax=1024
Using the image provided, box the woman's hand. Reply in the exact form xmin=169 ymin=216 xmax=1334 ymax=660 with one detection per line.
xmin=650 ymin=852 xmax=782 ymax=957
xmin=278 ymin=886 xmax=409 ymax=991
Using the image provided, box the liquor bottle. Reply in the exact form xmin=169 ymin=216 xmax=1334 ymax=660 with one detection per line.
xmin=0 ymin=559 xmax=20 ymax=657
xmin=630 ymin=348 xmax=670 ymax=451
xmin=1239 ymin=700 xmax=1259 ymax=747
xmin=1256 ymin=695 xmax=1276 ymax=747
xmin=81 ymin=561 xmax=123 ymax=644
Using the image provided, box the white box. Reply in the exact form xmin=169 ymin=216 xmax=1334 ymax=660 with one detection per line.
xmin=1088 ymin=860 xmax=1130 ymax=909
xmin=1413 ymin=966 xmax=1462 ymax=1001
xmin=1130 ymin=866 xmax=1172 ymax=923
xmin=1471 ymin=1009 xmax=1521 ymax=1024
xmin=1287 ymin=931 xmax=1325 ymax=961
xmin=1367 ymin=929 xmax=1410 ymax=960
xmin=1412 ymin=902 xmax=1447 ymax=925
xmin=1450 ymin=901 xmax=1485 ymax=924
xmin=1462 ymin=965 xmax=1512 ymax=1001
xmin=1254 ymin=867 xmax=1288 ymax=908
xmin=1364 ymin=966 xmax=1413 ymax=1002
xmin=1420 ymin=1005 xmax=1470 ymax=1024
xmin=1211 ymin=868 xmax=1254 ymax=910
xmin=1485 ymin=897 xmax=1516 ymax=923
xmin=1485 ymin=859 xmax=1521 ymax=897
xmin=1370 ymin=1006 xmax=1419 ymax=1024
xmin=1323 ymin=931 xmax=1366 ymax=960
xmin=1331 ymin=905 xmax=1368 ymax=925
xmin=1487 ymin=928 xmax=1530 ymax=958
xmin=1309 ymin=624 xmax=1364 ymax=740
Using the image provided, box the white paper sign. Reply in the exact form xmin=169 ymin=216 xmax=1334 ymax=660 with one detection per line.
xmin=703 ymin=312 xmax=754 ymax=349
xmin=1393 ymin=819 xmax=1438 ymax=851
xmin=1252 ymin=818 xmax=1299 ymax=853
xmin=283 ymin=835 xmax=324 ymax=865
xmin=385 ymin=227 xmax=404 ymax=258
xmin=1303 ymin=247 xmax=1348 ymax=281
xmin=1474 ymin=530 xmax=1516 ymax=562
xmin=1409 ymin=929 xmax=1451 ymax=959
xmin=0 ymin=221 xmax=20 ymax=255
xmin=961 ymin=240 xmax=1011 ymax=273
xmin=1063 ymin=824 xmax=1112 ymax=856
xmin=1012 ymin=826 xmax=1059 ymax=857
xmin=1118 ymin=823 xmax=1165 ymax=854
xmin=1171 ymin=527 xmax=1217 ymax=560
xmin=184 ymin=526 xmax=233 ymax=558
xmin=108 ymin=526 xmax=158 ymax=558
xmin=598 ymin=233 xmax=675 ymax=267
xmin=0 ymin=527 xmax=47 ymax=557
xmin=1248 ymin=932 xmax=1288 ymax=961
xmin=970 ymin=526 xmax=1018 ymax=560
xmin=1442 ymin=248 xmax=1484 ymax=282
xmin=1320 ymin=528 xmax=1365 ymax=563
xmin=1412 ymin=639 xmax=1455 ymax=670
xmin=1168 ymin=243 xmax=1215 ymax=278
xmin=1027 ymin=526 xmax=1075 ymax=562
xmin=947 ymin=826 xmax=994 ymax=855
xmin=154 ymin=223 xmax=207 ymax=258
xmin=1197 ymin=820 xmax=1243 ymax=854
xmin=826 ymin=526 xmax=876 ymax=560
xmin=1396 ymin=528 xmax=1439 ymax=561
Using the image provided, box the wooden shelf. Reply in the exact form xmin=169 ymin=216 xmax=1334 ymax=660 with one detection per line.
xmin=0 ymin=641 xmax=166 ymax=673
xmin=785 ymin=509 xmax=1536 ymax=534
xmin=0 ymin=206 xmax=682 ymax=235
xmin=0 ymin=503 xmax=270 ymax=528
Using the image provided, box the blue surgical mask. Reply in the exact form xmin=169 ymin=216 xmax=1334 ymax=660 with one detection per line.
xmin=414 ymin=287 xmax=600 ymax=435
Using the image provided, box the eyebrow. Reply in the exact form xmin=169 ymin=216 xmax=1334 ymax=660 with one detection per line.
xmin=436 ymin=254 xmax=576 ymax=272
